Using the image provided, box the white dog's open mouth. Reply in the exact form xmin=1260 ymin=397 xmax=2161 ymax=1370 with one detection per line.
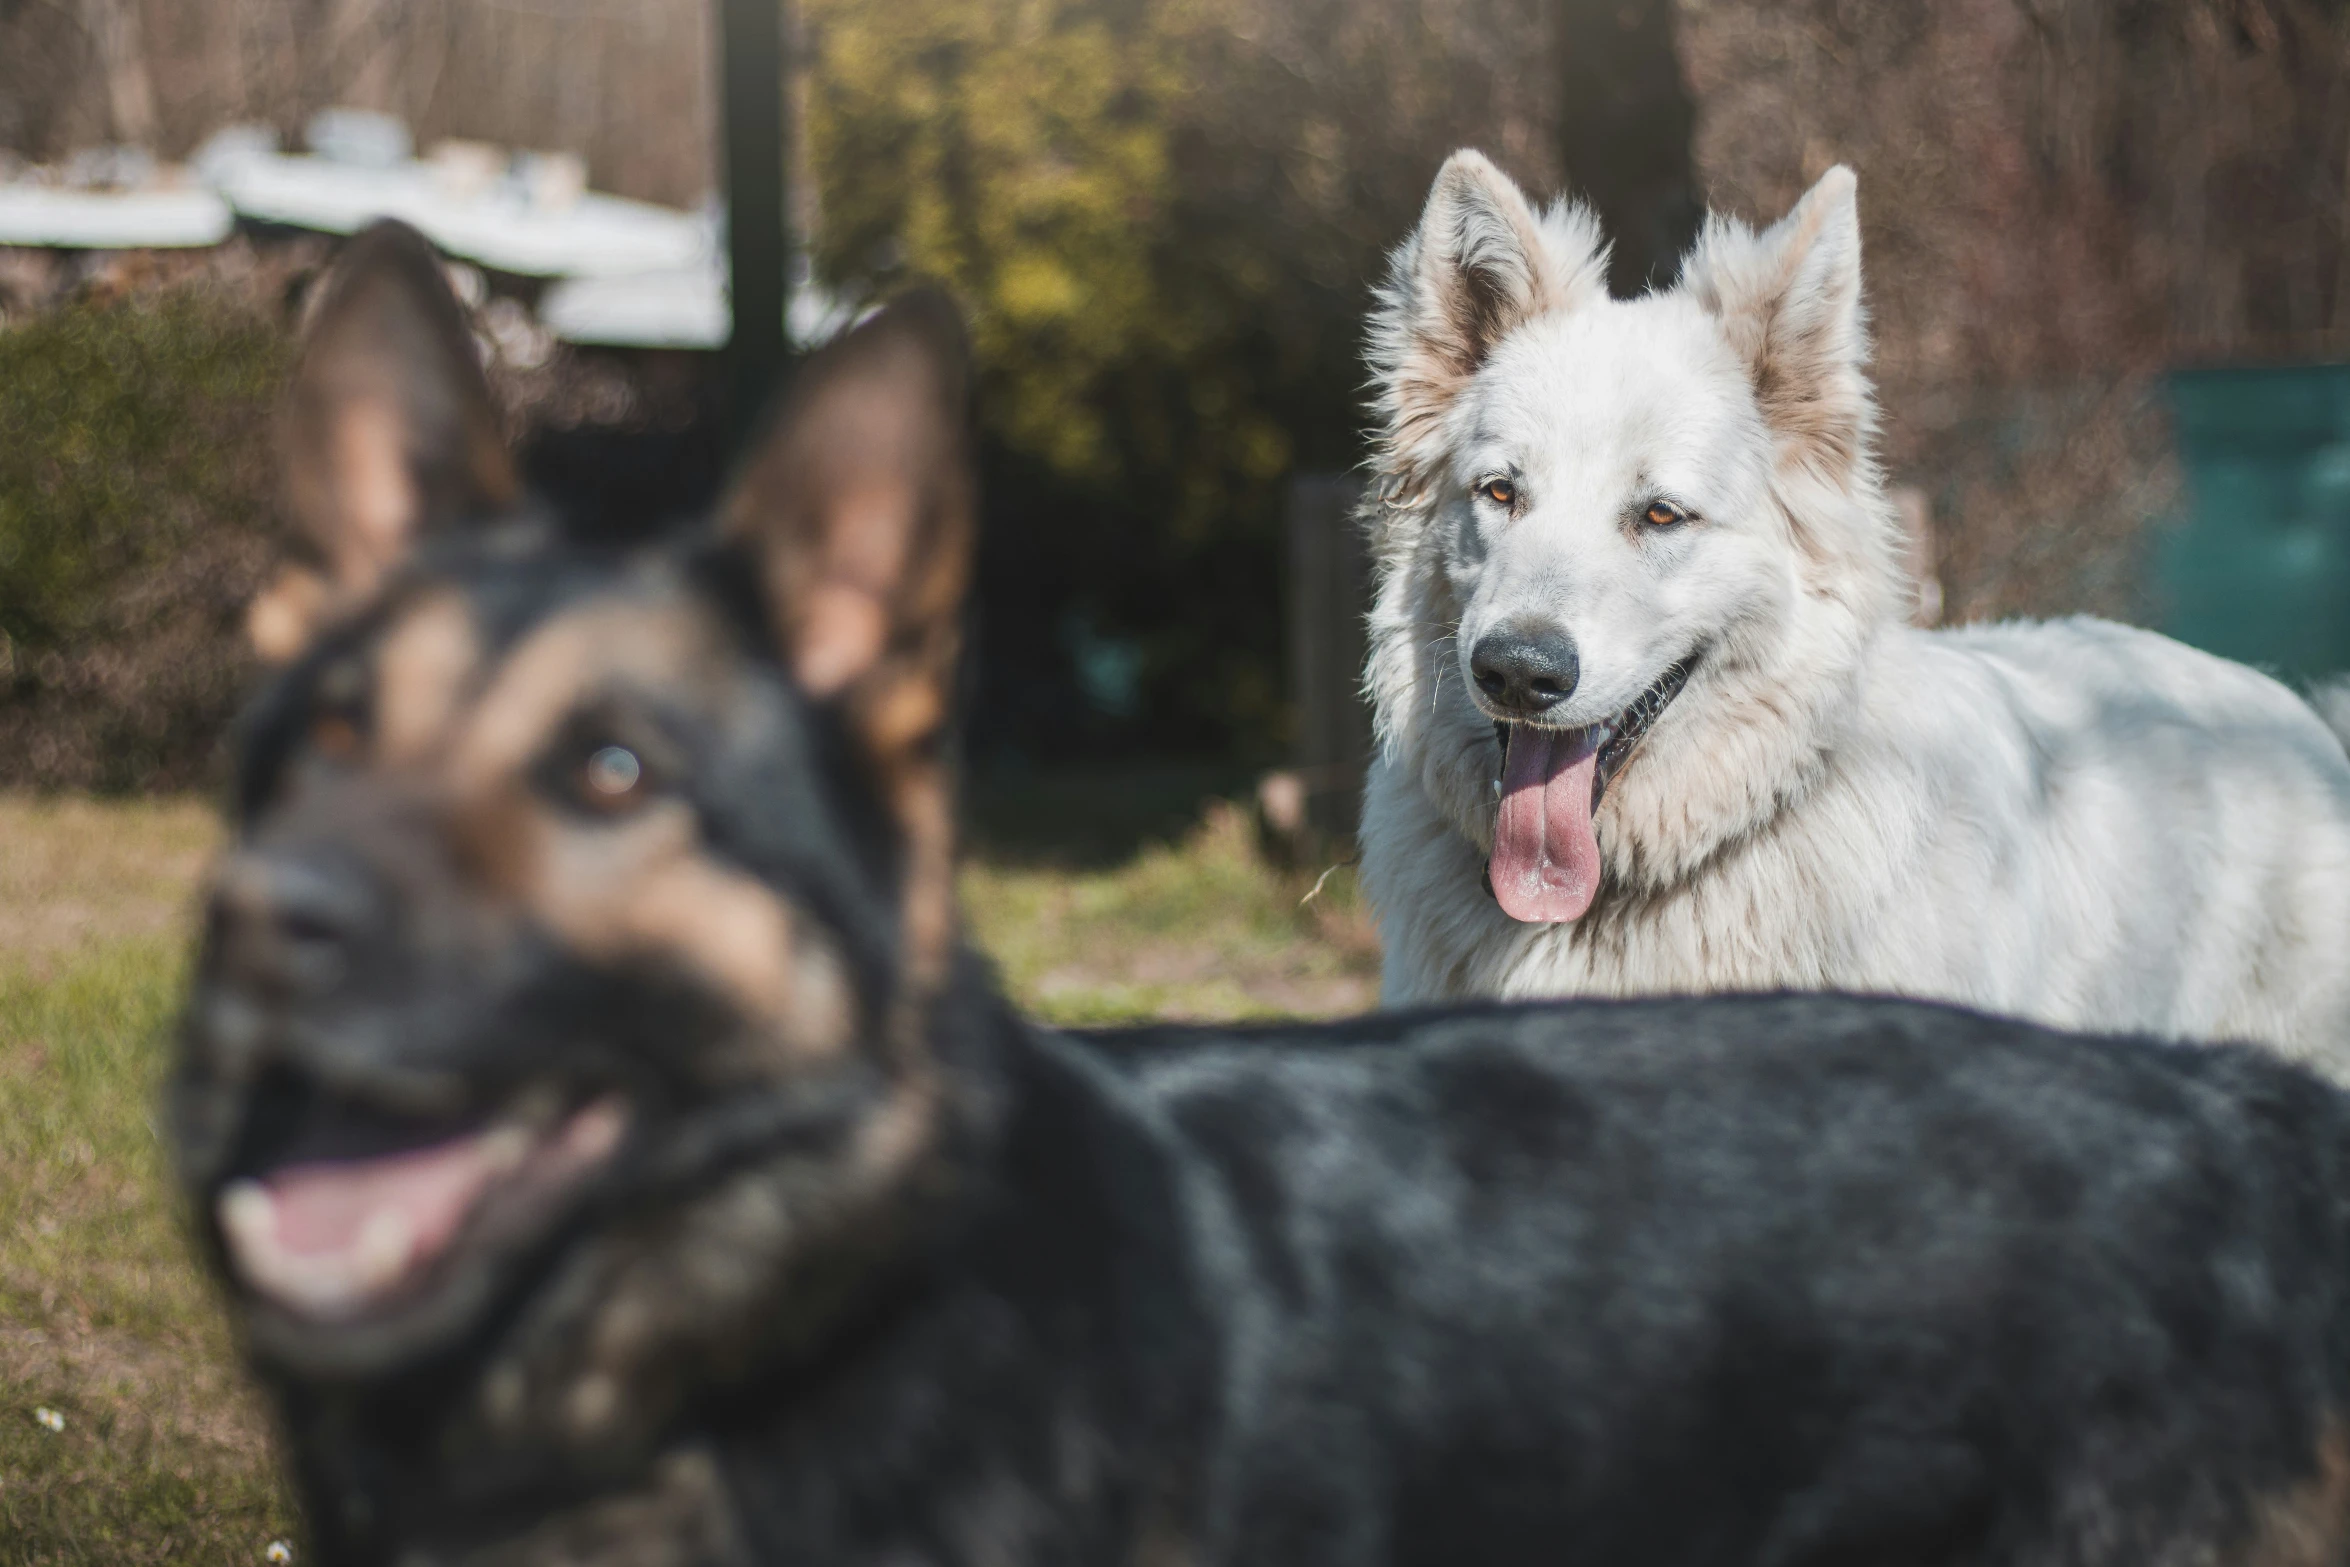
xmin=1488 ymin=654 xmax=1699 ymax=923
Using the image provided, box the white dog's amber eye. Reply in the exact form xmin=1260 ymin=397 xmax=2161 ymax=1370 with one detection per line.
xmin=1480 ymin=478 xmax=1516 ymax=507
xmin=1644 ymin=501 xmax=1686 ymax=527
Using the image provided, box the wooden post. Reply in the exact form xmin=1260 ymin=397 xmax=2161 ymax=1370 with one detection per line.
xmin=1275 ymin=473 xmax=1371 ymax=852
xmin=1554 ymin=0 xmax=1699 ymax=296
xmin=717 ymin=0 xmax=791 ymax=446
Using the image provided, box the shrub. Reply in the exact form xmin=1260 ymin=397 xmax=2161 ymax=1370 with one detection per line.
xmin=0 ymin=285 xmax=287 ymax=790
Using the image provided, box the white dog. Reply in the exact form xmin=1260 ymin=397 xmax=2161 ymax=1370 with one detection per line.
xmin=1358 ymin=150 xmax=2350 ymax=1074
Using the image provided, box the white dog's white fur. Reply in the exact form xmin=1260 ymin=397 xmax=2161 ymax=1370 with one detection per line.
xmin=1359 ymin=150 xmax=2350 ymax=1074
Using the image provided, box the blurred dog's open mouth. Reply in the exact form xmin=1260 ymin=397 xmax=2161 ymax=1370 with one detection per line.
xmin=1486 ymin=654 xmax=1699 ymax=924
xmin=216 ymin=1091 xmax=627 ymax=1321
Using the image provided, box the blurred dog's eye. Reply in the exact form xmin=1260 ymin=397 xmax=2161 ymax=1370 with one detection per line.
xmin=307 ymin=657 xmax=371 ymax=761
xmin=542 ymin=716 xmax=671 ymax=818
xmin=1479 ymin=478 xmax=1516 ymax=508
xmin=581 ymin=744 xmax=646 ymax=808
xmin=312 ymin=714 xmax=361 ymax=761
xmin=309 ymin=659 xmax=368 ymax=760
xmin=1644 ymin=500 xmax=1687 ymax=528
xmin=317 ymin=657 xmax=367 ymax=707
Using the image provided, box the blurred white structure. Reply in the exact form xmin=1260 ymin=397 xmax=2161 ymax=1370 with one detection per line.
xmin=0 ymin=110 xmax=852 ymax=356
xmin=539 ymin=259 xmax=852 ymax=350
xmin=0 ymin=184 xmax=231 ymax=248
xmin=0 ymin=139 xmax=230 ymax=247
xmin=196 ymin=113 xmax=706 ymax=280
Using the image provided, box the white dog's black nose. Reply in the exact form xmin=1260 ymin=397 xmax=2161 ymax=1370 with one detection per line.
xmin=1471 ymin=626 xmax=1580 ymax=717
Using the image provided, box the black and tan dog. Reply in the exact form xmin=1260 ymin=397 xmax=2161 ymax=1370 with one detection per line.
xmin=177 ymin=223 xmax=2350 ymax=1566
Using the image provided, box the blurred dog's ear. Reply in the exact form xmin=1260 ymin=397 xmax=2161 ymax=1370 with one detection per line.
xmin=723 ymin=291 xmax=974 ymax=753
xmin=258 ymin=220 xmax=517 ymax=660
xmin=721 ymin=291 xmax=975 ymax=982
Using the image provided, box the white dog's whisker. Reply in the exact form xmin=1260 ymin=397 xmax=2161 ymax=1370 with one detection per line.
xmin=1423 ymin=631 xmax=1458 ymax=715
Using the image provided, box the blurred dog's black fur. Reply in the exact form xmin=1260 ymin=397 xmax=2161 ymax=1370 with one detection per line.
xmin=177 ymin=223 xmax=2350 ymax=1566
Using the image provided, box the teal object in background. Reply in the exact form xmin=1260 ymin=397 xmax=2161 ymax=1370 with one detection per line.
xmin=2161 ymin=365 xmax=2350 ymax=686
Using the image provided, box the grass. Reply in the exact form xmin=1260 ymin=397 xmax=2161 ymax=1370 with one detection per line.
xmin=0 ymin=933 xmax=295 ymax=1566
xmin=968 ymin=800 xmax=1378 ymax=1024
xmin=0 ymin=786 xmax=1376 ymax=1563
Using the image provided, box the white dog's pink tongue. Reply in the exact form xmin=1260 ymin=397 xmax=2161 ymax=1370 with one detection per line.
xmin=1492 ymin=726 xmax=1603 ymax=923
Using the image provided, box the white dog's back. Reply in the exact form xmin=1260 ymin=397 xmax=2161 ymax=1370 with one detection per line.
xmin=1865 ymin=621 xmax=2350 ymax=1052
xmin=1360 ymin=152 xmax=2350 ymax=1073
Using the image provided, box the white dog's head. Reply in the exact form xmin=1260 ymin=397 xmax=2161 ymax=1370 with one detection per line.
xmin=1364 ymin=153 xmax=1907 ymax=922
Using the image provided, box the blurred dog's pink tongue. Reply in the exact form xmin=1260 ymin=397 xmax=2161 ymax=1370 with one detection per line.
xmin=1491 ymin=726 xmax=1603 ymax=923
xmin=219 ymin=1102 xmax=627 ymax=1318
xmin=270 ymin=1133 xmax=508 ymax=1260
xmin=214 ymin=1130 xmax=508 ymax=1318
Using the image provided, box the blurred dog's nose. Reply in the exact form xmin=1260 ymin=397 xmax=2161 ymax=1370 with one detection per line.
xmin=209 ymin=849 xmax=381 ymax=998
xmin=1470 ymin=625 xmax=1580 ymax=716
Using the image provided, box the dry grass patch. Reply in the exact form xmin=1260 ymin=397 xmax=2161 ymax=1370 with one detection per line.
xmin=0 ymin=796 xmax=216 ymax=967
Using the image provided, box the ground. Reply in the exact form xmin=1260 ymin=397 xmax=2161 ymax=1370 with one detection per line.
xmin=0 ymin=785 xmax=1376 ymax=1565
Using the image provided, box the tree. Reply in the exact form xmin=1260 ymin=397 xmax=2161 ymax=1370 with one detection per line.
xmin=78 ymin=0 xmax=156 ymax=147
xmin=1554 ymin=0 xmax=1699 ymax=295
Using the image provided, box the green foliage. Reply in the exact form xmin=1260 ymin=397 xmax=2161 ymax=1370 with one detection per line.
xmin=0 ymin=291 xmax=284 ymax=657
xmin=804 ymin=0 xmax=1344 ymax=756
xmin=808 ymin=0 xmax=1232 ymax=480
xmin=0 ymin=288 xmax=284 ymax=789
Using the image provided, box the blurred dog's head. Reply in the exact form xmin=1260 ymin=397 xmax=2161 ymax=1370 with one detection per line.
xmin=173 ymin=223 xmax=983 ymax=1511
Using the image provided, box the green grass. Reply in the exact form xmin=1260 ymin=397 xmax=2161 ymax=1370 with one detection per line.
xmin=0 ymin=938 xmax=296 ymax=1566
xmin=969 ymin=800 xmax=1377 ymax=1025
xmin=0 ymin=788 xmax=1376 ymax=1561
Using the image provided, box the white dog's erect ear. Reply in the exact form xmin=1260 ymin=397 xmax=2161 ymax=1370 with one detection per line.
xmin=256 ymin=221 xmax=518 ymax=661
xmin=1370 ymin=151 xmax=1609 ymax=484
xmin=1680 ymin=166 xmax=1868 ymax=473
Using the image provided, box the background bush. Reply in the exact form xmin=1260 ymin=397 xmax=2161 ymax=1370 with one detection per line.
xmin=0 ymin=284 xmax=283 ymax=790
